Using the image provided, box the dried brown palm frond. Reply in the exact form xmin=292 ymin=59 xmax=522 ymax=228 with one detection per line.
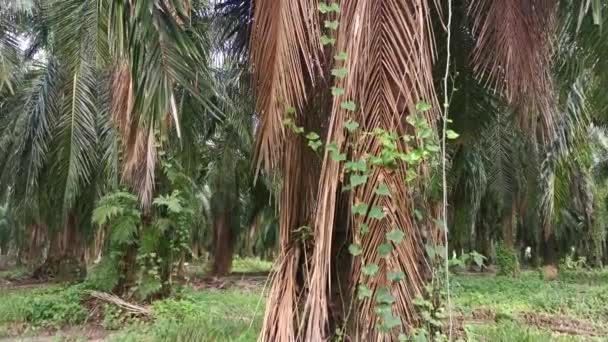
xmin=249 ymin=0 xmax=321 ymax=174
xmin=249 ymin=0 xmax=323 ymax=341
xmin=469 ymin=0 xmax=558 ymax=137
xmin=259 ymin=129 xmax=322 ymax=342
xmin=301 ymin=0 xmax=440 ymax=340
xmin=109 ymin=64 xmax=157 ymax=207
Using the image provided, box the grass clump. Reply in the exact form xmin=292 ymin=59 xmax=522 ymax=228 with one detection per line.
xmin=112 ymin=288 xmax=264 ymax=341
xmin=0 ymin=284 xmax=87 ymax=328
xmin=231 ymin=257 xmax=273 ymax=274
xmin=0 ymin=266 xmax=30 ymax=280
xmin=452 ymin=270 xmax=608 ymax=321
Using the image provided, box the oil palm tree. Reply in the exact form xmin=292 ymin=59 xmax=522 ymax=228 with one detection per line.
xmin=0 ymin=0 xmax=218 ymax=276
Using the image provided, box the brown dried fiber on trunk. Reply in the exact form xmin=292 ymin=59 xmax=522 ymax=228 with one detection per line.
xmin=300 ymin=0 xmax=440 ymax=340
xmin=249 ymin=0 xmax=322 ymax=341
xmin=252 ymin=0 xmax=441 ymax=340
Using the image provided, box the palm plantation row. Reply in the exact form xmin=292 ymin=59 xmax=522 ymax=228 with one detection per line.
xmin=1 ymin=0 xmax=608 ymax=340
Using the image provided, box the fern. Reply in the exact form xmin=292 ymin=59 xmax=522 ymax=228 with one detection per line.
xmin=153 ymin=191 xmax=185 ymax=214
xmin=92 ymin=191 xmax=139 ymax=226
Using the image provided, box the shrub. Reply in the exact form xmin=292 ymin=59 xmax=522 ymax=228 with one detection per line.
xmin=496 ymin=242 xmax=520 ymax=276
xmin=24 ymin=286 xmax=87 ymax=327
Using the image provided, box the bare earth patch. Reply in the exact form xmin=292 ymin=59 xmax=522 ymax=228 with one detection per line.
xmin=188 ymin=273 xmax=269 ymax=291
xmin=521 ymin=312 xmax=604 ymax=337
xmin=455 ymin=308 xmax=606 ymax=338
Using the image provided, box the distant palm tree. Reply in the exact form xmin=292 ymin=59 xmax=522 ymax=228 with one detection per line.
xmin=0 ymin=0 xmax=217 ymax=275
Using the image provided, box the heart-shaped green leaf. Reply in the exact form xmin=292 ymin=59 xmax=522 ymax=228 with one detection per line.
xmin=350 ymin=174 xmax=368 ymax=188
xmin=344 ymin=120 xmax=359 ymax=132
xmin=446 ymin=129 xmax=460 ymax=139
xmin=341 ymin=101 xmax=357 ymax=111
xmin=416 ymin=102 xmax=432 ymax=112
xmin=325 ymin=142 xmax=339 ymax=153
xmin=348 ymin=244 xmax=362 ymax=256
xmin=331 ymin=67 xmax=348 ymax=79
xmin=324 ymin=20 xmax=339 ymax=30
xmin=330 ymin=151 xmax=347 ymax=162
xmin=369 ymin=206 xmax=386 ymax=220
xmin=357 ymin=284 xmax=372 ymax=299
xmin=375 ymin=183 xmax=391 ymax=197
xmin=375 ymin=288 xmax=395 ymax=304
xmin=375 ymin=304 xmax=392 ymax=316
xmin=306 ymin=132 xmax=320 ymax=140
xmin=331 ymin=86 xmax=345 ymax=96
xmin=320 ymin=35 xmax=335 ymax=46
xmin=388 ymin=271 xmax=405 ymax=282
xmin=308 ymin=140 xmax=323 ymax=151
xmin=345 ymin=159 xmax=367 ymax=172
xmin=359 ymin=223 xmax=369 ymax=234
xmin=362 ymin=263 xmax=379 ymax=276
xmin=386 ymin=229 xmax=405 ymax=243
xmin=381 ymin=314 xmax=401 ymax=331
xmin=378 ymin=243 xmax=393 ymax=258
xmin=426 ymin=144 xmax=440 ymax=153
xmin=352 ymin=203 xmax=368 ymax=216
xmin=334 ymin=52 xmax=348 ymax=61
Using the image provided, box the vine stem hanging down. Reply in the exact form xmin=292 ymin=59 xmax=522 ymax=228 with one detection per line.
xmin=442 ymin=0 xmax=454 ymax=339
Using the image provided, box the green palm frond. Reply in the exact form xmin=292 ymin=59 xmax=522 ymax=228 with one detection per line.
xmin=0 ymin=59 xmax=62 ymax=208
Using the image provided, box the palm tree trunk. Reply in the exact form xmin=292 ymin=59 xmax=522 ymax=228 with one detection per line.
xmin=33 ymin=212 xmax=86 ymax=280
xmin=475 ymin=221 xmax=492 ymax=266
xmin=542 ymin=232 xmax=558 ymax=266
xmin=501 ymin=201 xmax=517 ymax=249
xmin=211 ymin=209 xmax=236 ymax=276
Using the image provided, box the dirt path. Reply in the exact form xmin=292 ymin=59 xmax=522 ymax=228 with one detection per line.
xmin=0 ymin=325 xmax=114 ymax=342
xmin=455 ymin=308 xmax=606 ymax=338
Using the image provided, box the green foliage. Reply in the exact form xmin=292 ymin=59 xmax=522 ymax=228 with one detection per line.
xmin=89 ymin=161 xmax=202 ymax=299
xmin=464 ymin=321 xmax=581 ymax=342
xmin=561 ymin=248 xmax=588 ymax=270
xmin=452 ymin=271 xmax=608 ymax=320
xmin=111 ymin=289 xmax=263 ymax=342
xmin=449 ymin=251 xmax=487 ymax=272
xmin=102 ymin=304 xmax=127 ymax=331
xmin=0 ymin=285 xmax=86 ymax=328
xmin=496 ymin=242 xmax=520 ymax=276
xmin=85 ymin=256 xmax=120 ymax=292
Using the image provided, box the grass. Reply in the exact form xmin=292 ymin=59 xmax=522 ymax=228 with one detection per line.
xmin=231 ymin=257 xmax=273 ymax=274
xmin=0 ymin=265 xmax=30 ymax=280
xmin=464 ymin=321 xmax=588 ymax=342
xmin=112 ymin=288 xmax=264 ymax=341
xmin=1 ymin=262 xmax=607 ymax=341
xmin=452 ymin=270 xmax=608 ymax=322
xmin=183 ymin=256 xmax=273 ymax=279
xmin=0 ymin=284 xmax=88 ymax=338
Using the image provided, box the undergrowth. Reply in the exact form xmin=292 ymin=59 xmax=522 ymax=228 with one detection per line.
xmin=1 ymin=266 xmax=607 ymax=341
xmin=0 ymin=284 xmax=87 ymax=328
xmin=465 ymin=321 xmax=588 ymax=342
xmin=111 ymin=288 xmax=264 ymax=341
xmin=452 ymin=271 xmax=608 ymax=321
